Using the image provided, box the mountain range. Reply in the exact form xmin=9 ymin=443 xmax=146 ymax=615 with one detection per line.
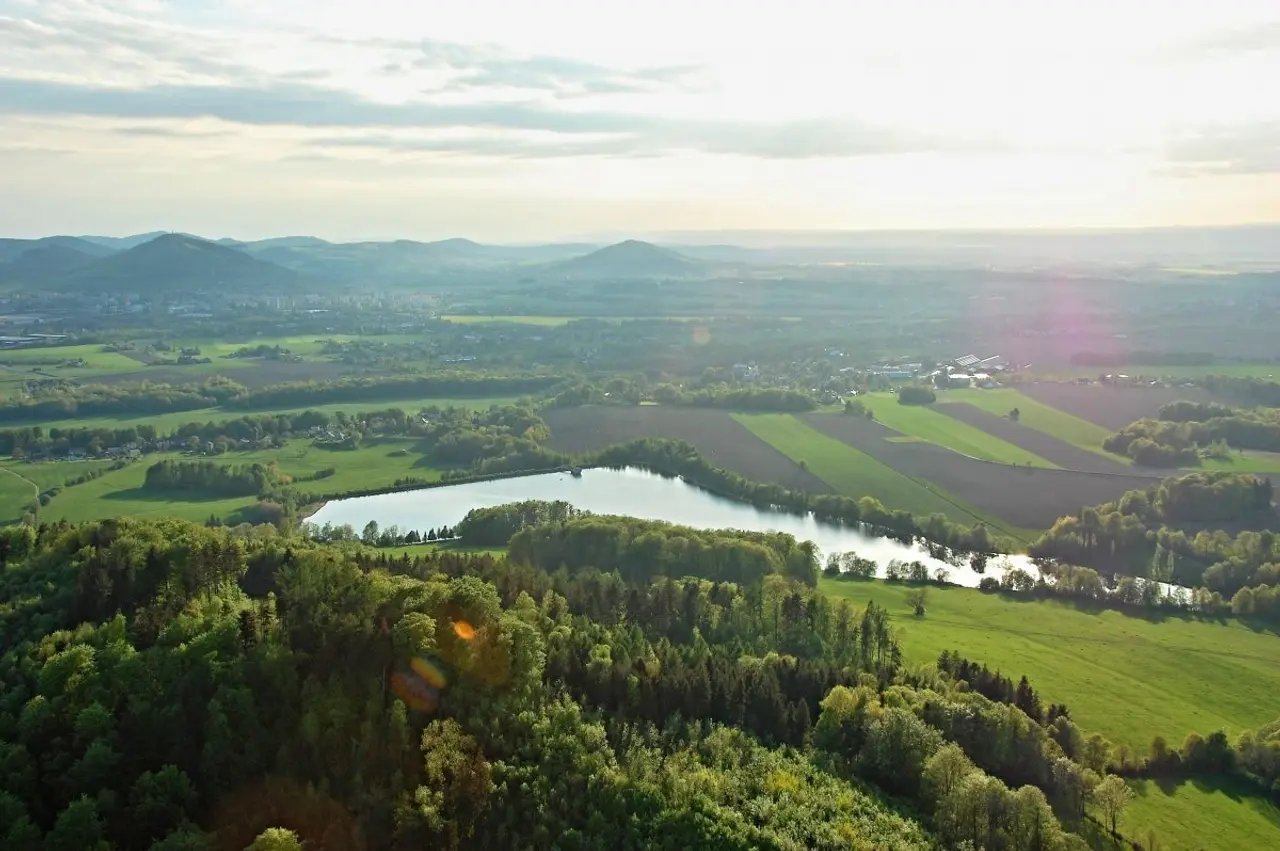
xmin=0 ymin=232 xmax=710 ymax=294
xmin=3 ymin=224 xmax=1279 ymax=297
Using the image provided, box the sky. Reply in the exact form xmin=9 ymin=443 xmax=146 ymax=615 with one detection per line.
xmin=1 ymin=0 xmax=1278 ymax=242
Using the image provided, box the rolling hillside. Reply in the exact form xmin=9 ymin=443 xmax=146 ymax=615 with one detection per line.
xmin=55 ymin=233 xmax=300 ymax=293
xmin=550 ymin=239 xmax=703 ymax=278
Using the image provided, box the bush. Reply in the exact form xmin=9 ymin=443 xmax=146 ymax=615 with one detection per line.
xmin=897 ymin=386 xmax=936 ymax=405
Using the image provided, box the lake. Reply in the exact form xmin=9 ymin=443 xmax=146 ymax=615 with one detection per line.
xmin=307 ymin=466 xmax=1040 ymax=587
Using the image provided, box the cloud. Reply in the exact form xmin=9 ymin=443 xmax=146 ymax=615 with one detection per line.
xmin=1164 ymin=122 xmax=1280 ymax=175
xmin=0 ymin=76 xmax=927 ymax=159
xmin=1165 ymin=20 xmax=1280 ymax=60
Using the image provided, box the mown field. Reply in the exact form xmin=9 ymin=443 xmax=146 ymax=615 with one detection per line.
xmin=819 ymin=578 xmax=1280 ymax=753
xmin=6 ymin=437 xmax=444 ymax=526
xmin=937 ymin=387 xmax=1121 ymax=461
xmin=859 ymin=394 xmax=1058 ymax=467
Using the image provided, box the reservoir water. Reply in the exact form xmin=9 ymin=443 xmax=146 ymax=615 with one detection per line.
xmin=307 ymin=466 xmax=1041 ymax=588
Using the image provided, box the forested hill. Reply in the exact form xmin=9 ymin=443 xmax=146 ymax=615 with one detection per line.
xmin=41 ymin=234 xmax=300 ymax=294
xmin=5 ymin=514 xmax=1243 ymax=850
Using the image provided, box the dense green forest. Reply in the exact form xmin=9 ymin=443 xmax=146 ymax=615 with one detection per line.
xmin=2 ymin=514 xmax=1271 ymax=849
xmin=1030 ymin=471 xmax=1280 ymax=612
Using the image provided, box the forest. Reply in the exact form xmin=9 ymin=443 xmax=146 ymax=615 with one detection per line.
xmin=2 ymin=514 xmax=1273 ymax=849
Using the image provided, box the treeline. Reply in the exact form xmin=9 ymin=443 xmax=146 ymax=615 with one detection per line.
xmin=1031 ymin=471 xmax=1280 ymax=612
xmin=143 ymin=460 xmax=288 ymax=496
xmin=550 ymin=381 xmax=816 ymax=412
xmin=508 ymin=515 xmax=821 ymax=587
xmin=595 ymin=438 xmax=1004 ymax=554
xmin=454 ymin=500 xmax=582 ymax=546
xmin=1199 ymin=374 xmax=1280 ymax=407
xmin=0 ymin=377 xmax=245 ymax=424
xmin=1108 ymin=717 xmax=1280 ymax=805
xmin=1105 ymin=400 xmax=1280 ymax=464
xmin=227 ymin=373 xmax=559 ymax=410
xmin=0 ymin=373 xmax=558 ymax=427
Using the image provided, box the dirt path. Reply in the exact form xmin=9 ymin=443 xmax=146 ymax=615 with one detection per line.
xmin=1 ymin=466 xmax=40 ymax=512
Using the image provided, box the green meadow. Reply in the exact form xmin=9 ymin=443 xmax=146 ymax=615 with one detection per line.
xmin=860 ymin=394 xmax=1058 ymax=467
xmin=819 ymin=578 xmax=1280 ymax=753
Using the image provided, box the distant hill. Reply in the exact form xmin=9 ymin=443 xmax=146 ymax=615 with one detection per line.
xmin=76 ymin=231 xmax=172 ymax=251
xmin=0 ymin=235 xmax=114 ymax=264
xmin=56 ymin=234 xmax=300 ymax=293
xmin=0 ymin=243 xmax=98 ymax=284
xmin=550 ymin=240 xmax=702 ymax=278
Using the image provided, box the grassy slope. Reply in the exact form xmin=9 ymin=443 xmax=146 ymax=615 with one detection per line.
xmin=819 ymin=578 xmax=1280 ymax=753
xmin=30 ymin=438 xmax=443 ymax=525
xmin=733 ymin=413 xmax=1032 ymax=539
xmin=859 ymin=395 xmax=1058 ymax=467
xmin=1118 ymin=776 xmax=1280 ymax=851
xmin=937 ymin=388 xmax=1122 ymax=462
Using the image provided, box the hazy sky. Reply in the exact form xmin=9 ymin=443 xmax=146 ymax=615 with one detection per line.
xmin=2 ymin=0 xmax=1278 ymax=241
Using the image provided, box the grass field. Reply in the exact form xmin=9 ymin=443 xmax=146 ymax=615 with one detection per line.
xmin=18 ymin=438 xmax=445 ymax=526
xmin=819 ymin=578 xmax=1280 ymax=753
xmin=861 ymin=394 xmax=1058 ymax=467
xmin=733 ymin=413 xmax=1034 ymax=539
xmin=0 ymin=343 xmax=142 ymax=371
xmin=938 ymin=388 xmax=1122 ymax=462
xmin=1116 ymin=776 xmax=1280 ymax=851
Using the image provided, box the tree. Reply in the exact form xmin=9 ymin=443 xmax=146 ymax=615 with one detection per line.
xmin=361 ymin=520 xmax=380 ymax=545
xmin=1093 ymin=774 xmax=1134 ymax=835
xmin=46 ymin=796 xmax=109 ymax=851
xmin=904 ymin=587 xmax=928 ymax=617
xmin=409 ymin=719 xmax=493 ymax=849
xmin=245 ymin=827 xmax=303 ymax=850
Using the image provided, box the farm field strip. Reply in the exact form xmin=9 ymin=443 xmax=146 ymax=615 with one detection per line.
xmin=543 ymin=405 xmax=832 ymax=494
xmin=934 ymin=402 xmax=1139 ymax=474
xmin=819 ymin=578 xmax=1280 ymax=754
xmin=937 ymin=388 xmax=1122 ymax=462
xmin=732 ymin=413 xmax=1021 ymax=535
xmin=859 ymin=394 xmax=1058 ymax=467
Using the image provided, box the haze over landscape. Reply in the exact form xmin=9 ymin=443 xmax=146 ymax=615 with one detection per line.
xmin=3 ymin=4 xmax=1280 ymax=851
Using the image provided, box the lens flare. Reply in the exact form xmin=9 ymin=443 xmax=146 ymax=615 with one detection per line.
xmin=390 ymin=655 xmax=449 ymax=712
xmin=410 ymin=655 xmax=448 ymax=688
xmin=452 ymin=619 xmax=477 ymax=641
